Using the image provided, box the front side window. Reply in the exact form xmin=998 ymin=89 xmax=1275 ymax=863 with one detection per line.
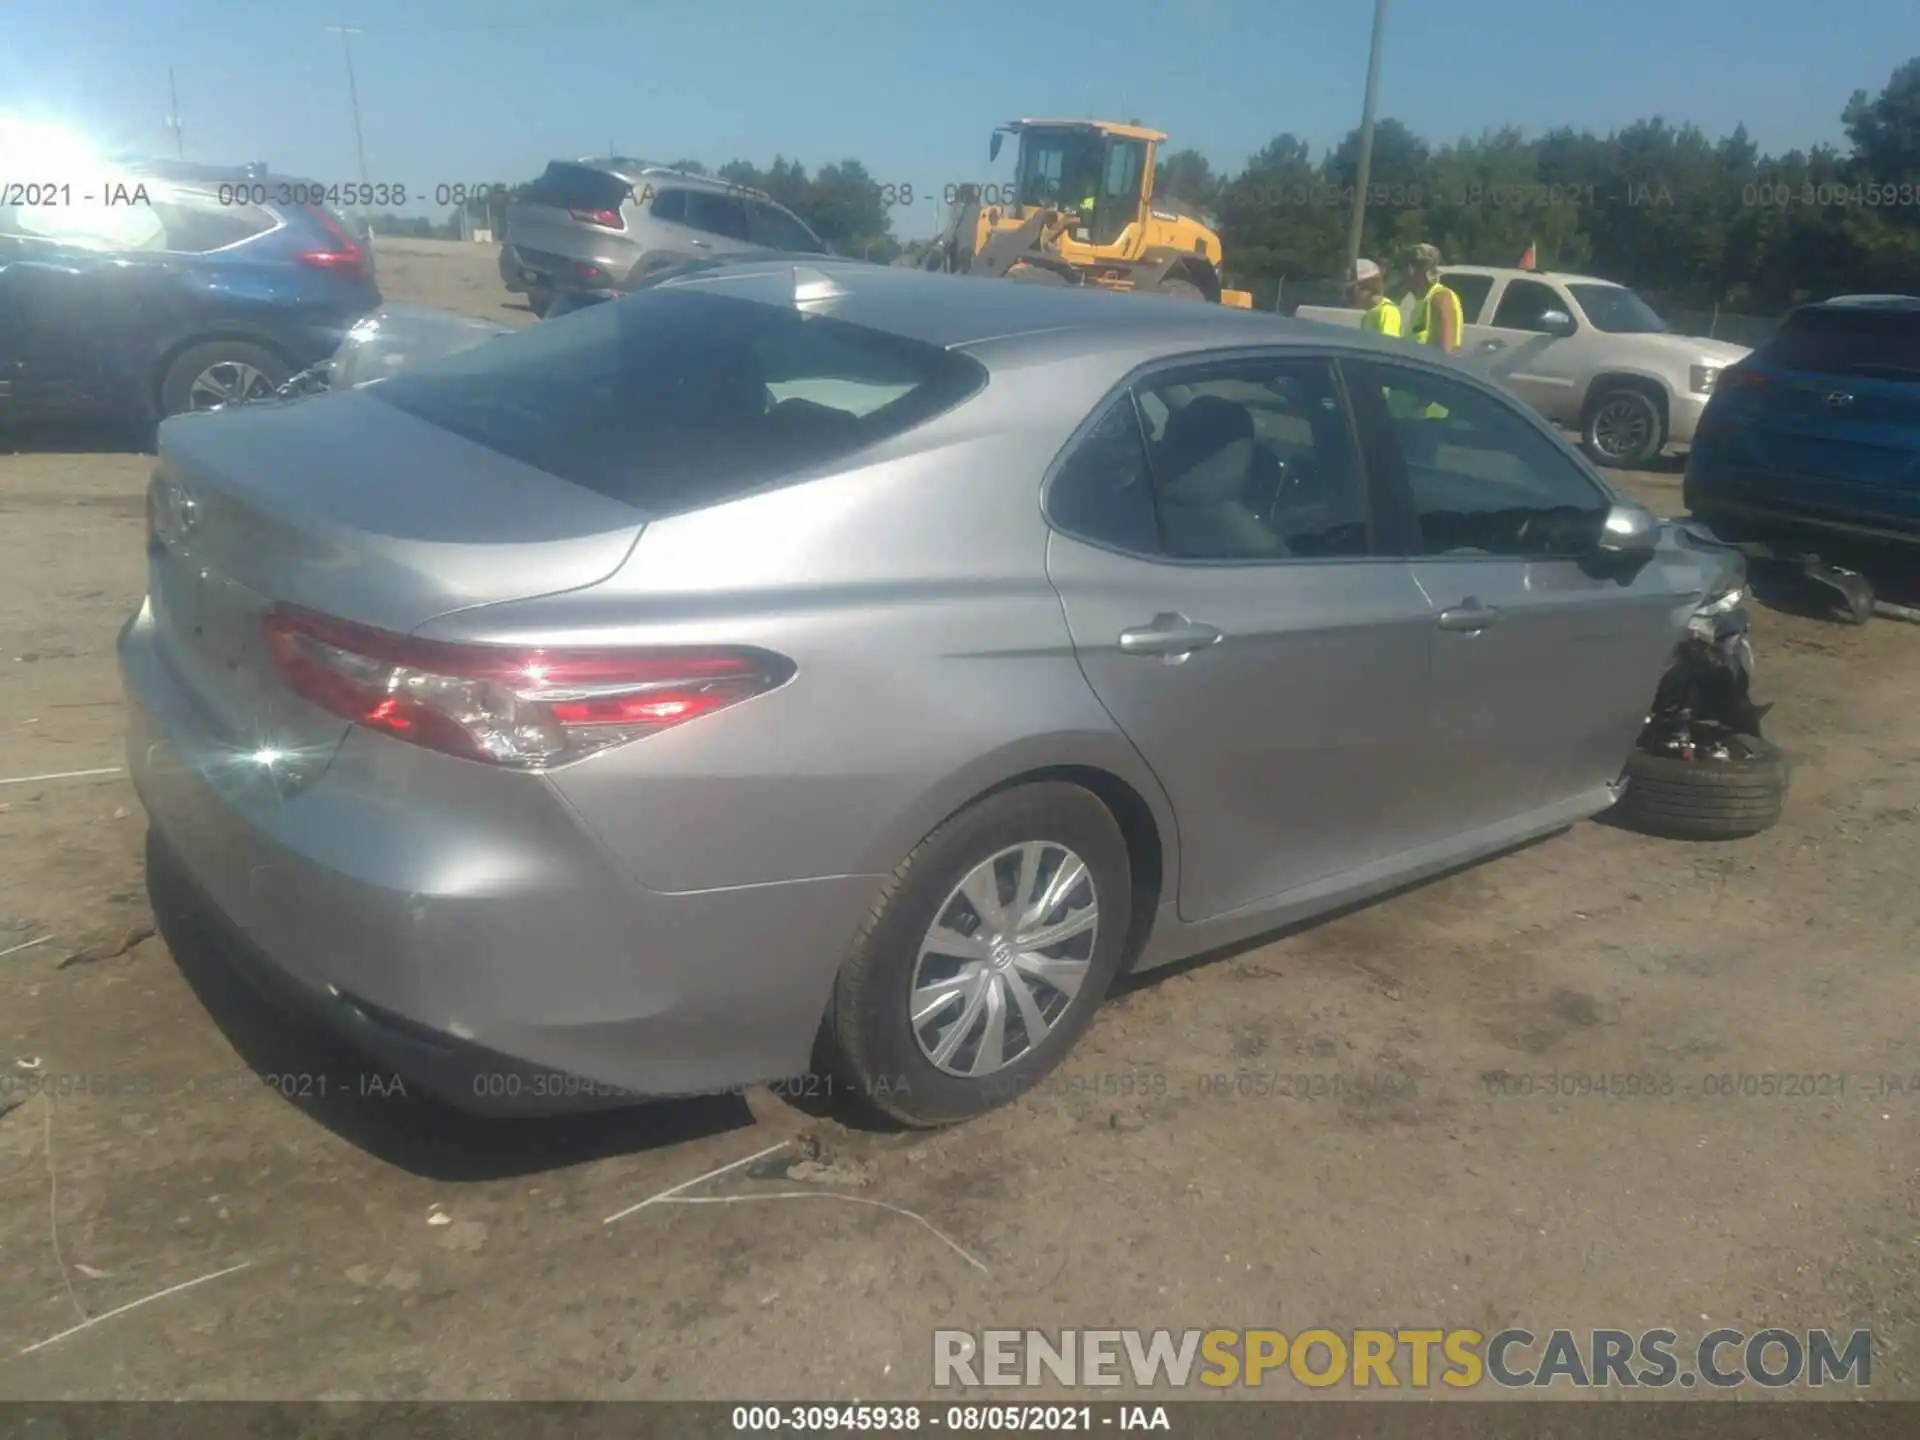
xmin=371 ymin=289 xmax=987 ymax=515
xmin=1567 ymin=284 xmax=1669 ymax=334
xmin=0 ymin=198 xmax=166 ymax=251
xmin=1344 ymin=359 xmax=1608 ymax=558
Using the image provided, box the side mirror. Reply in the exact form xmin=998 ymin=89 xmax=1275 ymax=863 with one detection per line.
xmin=1538 ymin=308 xmax=1577 ymax=338
xmin=990 ymin=132 xmax=1004 ymax=163
xmin=1595 ymin=501 xmax=1660 ymax=562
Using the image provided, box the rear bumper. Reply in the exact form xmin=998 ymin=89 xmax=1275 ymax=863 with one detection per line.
xmin=1683 ymin=471 xmax=1920 ymax=552
xmin=119 ymin=602 xmax=874 ymax=1115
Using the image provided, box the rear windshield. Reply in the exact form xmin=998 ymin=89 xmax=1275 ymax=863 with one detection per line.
xmin=526 ymin=162 xmax=634 ymax=213
xmin=369 ymin=289 xmax=988 ymax=514
xmin=1761 ymin=306 xmax=1920 ymax=381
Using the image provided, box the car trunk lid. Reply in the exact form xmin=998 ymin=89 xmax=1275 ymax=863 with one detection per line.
xmin=145 ymin=389 xmax=647 ymax=757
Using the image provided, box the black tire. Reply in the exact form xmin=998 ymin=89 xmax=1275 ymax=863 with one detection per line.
xmin=1614 ymin=734 xmax=1786 ymax=840
xmin=527 ymin=286 xmax=554 ymax=318
xmin=1581 ymin=386 xmax=1667 ymax=469
xmin=1156 ymin=276 xmax=1206 ymax=302
xmin=819 ymin=782 xmax=1132 ymax=1127
xmin=158 ymin=341 xmax=291 ymax=419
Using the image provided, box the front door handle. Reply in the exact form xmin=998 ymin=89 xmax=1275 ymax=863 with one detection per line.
xmin=1118 ymin=613 xmax=1223 ymax=658
xmin=1437 ymin=599 xmax=1502 ymax=633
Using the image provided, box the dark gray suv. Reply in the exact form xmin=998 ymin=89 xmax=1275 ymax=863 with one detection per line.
xmin=497 ymin=158 xmax=828 ymax=315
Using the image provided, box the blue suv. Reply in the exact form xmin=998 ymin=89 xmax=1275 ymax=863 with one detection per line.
xmin=1684 ymin=297 xmax=1920 ymax=555
xmin=0 ymin=160 xmax=381 ymax=427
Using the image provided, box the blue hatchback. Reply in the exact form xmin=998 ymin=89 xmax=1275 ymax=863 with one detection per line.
xmin=0 ymin=160 xmax=382 ymax=426
xmin=1684 ymin=297 xmax=1920 ymax=553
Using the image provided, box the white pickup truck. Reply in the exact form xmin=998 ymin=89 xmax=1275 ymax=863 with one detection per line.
xmin=1295 ymin=265 xmax=1751 ymax=469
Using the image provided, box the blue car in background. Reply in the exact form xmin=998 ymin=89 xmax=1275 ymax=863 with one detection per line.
xmin=1684 ymin=297 xmax=1920 ymax=557
xmin=0 ymin=160 xmax=381 ymax=427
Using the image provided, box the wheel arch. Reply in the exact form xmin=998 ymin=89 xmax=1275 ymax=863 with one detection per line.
xmin=857 ymin=737 xmax=1179 ymax=977
xmin=1581 ymin=370 xmax=1672 ymax=428
xmin=151 ymin=329 xmax=300 ymax=414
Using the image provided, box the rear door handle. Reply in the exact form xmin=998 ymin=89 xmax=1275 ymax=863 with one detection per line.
xmin=1118 ymin=613 xmax=1223 ymax=659
xmin=1478 ymin=339 xmax=1505 ymax=352
xmin=1437 ymin=599 xmax=1501 ymax=633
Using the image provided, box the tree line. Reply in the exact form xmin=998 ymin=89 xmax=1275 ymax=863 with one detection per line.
xmin=386 ymin=58 xmax=1917 ymax=315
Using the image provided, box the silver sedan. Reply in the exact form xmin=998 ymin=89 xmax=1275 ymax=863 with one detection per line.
xmin=120 ymin=259 xmax=1733 ymax=1126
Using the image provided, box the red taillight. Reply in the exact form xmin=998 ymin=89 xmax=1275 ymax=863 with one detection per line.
xmin=568 ymin=207 xmax=625 ymax=230
xmin=261 ymin=605 xmax=789 ymax=768
xmin=572 ymin=261 xmax=610 ymax=282
xmin=294 ymin=206 xmax=369 ymax=280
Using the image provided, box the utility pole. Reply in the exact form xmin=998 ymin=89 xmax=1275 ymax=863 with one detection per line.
xmin=1343 ymin=0 xmax=1390 ymax=284
xmin=165 ymin=67 xmax=184 ymax=158
xmin=324 ymin=26 xmax=373 ymax=229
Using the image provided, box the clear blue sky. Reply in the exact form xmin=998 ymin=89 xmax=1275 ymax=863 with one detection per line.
xmin=5 ymin=0 xmax=1914 ymax=237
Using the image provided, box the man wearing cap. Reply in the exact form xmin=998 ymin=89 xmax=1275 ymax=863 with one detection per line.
xmin=1349 ymin=258 xmax=1402 ymax=337
xmin=1402 ymin=242 xmax=1463 ymax=354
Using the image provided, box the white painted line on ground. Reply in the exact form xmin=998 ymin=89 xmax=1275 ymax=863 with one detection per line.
xmin=0 ymin=767 xmax=124 ymax=788
xmin=0 ymin=935 xmax=52 ymax=960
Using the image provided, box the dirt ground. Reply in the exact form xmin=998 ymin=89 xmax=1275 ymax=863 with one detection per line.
xmin=3 ymin=239 xmax=1919 ymax=1402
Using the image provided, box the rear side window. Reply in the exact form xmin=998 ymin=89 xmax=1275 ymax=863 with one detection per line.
xmin=684 ymin=190 xmax=749 ymax=240
xmin=369 ymin=290 xmax=989 ymax=514
xmin=526 ymin=163 xmax=633 ymax=214
xmin=1761 ymin=307 xmax=1920 ymax=380
xmin=747 ymin=201 xmax=826 ymax=253
xmin=650 ymin=188 xmax=689 ymax=223
xmin=149 ymin=186 xmax=277 ymax=253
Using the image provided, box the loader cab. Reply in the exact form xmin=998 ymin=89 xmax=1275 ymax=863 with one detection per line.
xmin=994 ymin=120 xmax=1157 ymax=251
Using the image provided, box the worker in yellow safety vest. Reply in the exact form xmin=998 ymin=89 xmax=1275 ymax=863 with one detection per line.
xmin=1402 ymin=242 xmax=1463 ymax=353
xmin=1349 ymin=257 xmax=1401 ymax=336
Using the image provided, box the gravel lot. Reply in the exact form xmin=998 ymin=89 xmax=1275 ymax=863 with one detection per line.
xmin=3 ymin=240 xmax=1918 ymax=1401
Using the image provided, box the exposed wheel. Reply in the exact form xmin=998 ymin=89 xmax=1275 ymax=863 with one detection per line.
xmin=1582 ymin=387 xmax=1667 ymax=468
xmin=1614 ymin=734 xmax=1786 ymax=840
xmin=819 ymin=782 xmax=1131 ymax=1127
xmin=1156 ymin=276 xmax=1206 ymax=302
xmin=159 ymin=341 xmax=290 ymax=418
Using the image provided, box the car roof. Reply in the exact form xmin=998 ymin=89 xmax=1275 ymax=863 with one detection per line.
xmin=1819 ymin=294 xmax=1920 ymax=308
xmin=112 ymin=156 xmax=313 ymax=189
xmin=1438 ymin=264 xmax=1620 ymax=287
xmin=557 ymin=157 xmax=774 ymax=201
xmin=644 ymin=257 xmax=1455 ymax=368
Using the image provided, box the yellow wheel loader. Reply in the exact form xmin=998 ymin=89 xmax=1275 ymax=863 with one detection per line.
xmin=921 ymin=119 xmax=1253 ymax=307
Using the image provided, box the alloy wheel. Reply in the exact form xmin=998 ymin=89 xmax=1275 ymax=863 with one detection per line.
xmin=188 ymin=360 xmax=276 ymax=412
xmin=1592 ymin=397 xmax=1654 ymax=461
